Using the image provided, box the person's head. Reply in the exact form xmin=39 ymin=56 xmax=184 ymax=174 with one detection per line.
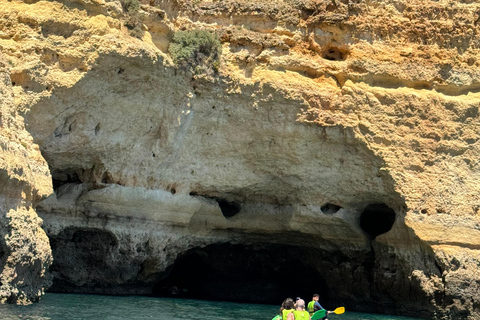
xmin=296 ymin=299 xmax=305 ymax=310
xmin=312 ymin=294 xmax=319 ymax=301
xmin=294 ymin=297 xmax=301 ymax=307
xmin=282 ymin=298 xmax=295 ymax=310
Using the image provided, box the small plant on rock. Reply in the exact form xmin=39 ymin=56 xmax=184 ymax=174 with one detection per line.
xmin=120 ymin=0 xmax=144 ymax=39
xmin=120 ymin=0 xmax=140 ymax=13
xmin=168 ymin=29 xmax=222 ymax=77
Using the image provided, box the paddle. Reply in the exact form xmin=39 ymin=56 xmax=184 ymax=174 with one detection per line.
xmin=333 ymin=307 xmax=345 ymax=314
xmin=311 ymin=307 xmax=345 ymax=320
xmin=311 ymin=309 xmax=326 ymax=320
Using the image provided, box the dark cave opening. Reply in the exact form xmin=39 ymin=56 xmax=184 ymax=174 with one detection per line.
xmin=359 ymin=203 xmax=396 ymax=240
xmin=152 ymin=243 xmax=330 ymax=305
xmin=216 ymin=199 xmax=241 ymax=218
xmin=51 ymin=170 xmax=82 ymax=191
xmin=321 ymin=203 xmax=342 ymax=214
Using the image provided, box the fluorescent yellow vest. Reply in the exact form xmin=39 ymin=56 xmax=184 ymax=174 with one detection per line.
xmin=282 ymin=308 xmax=294 ymax=320
xmin=307 ymin=301 xmax=315 ymax=315
xmin=294 ymin=310 xmax=310 ymax=320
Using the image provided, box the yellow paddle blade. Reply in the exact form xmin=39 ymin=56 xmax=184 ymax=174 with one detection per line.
xmin=334 ymin=307 xmax=345 ymax=314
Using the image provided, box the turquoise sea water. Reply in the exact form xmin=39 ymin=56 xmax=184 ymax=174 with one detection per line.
xmin=0 ymin=293 xmax=425 ymax=320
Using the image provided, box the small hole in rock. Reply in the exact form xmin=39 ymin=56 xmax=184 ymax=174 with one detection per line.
xmin=321 ymin=203 xmax=342 ymax=214
xmin=360 ymin=203 xmax=395 ymax=240
xmin=170 ymin=188 xmax=176 ymax=195
xmin=217 ymin=199 xmax=240 ymax=218
xmin=322 ymin=47 xmax=348 ymax=61
xmin=95 ymin=123 xmax=101 ymax=135
xmin=102 ymin=172 xmax=114 ymax=184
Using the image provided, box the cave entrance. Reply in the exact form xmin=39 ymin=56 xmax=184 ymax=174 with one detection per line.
xmin=153 ymin=243 xmax=330 ymax=305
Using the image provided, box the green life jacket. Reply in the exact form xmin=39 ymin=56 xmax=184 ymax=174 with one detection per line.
xmin=282 ymin=308 xmax=294 ymax=320
xmin=294 ymin=310 xmax=310 ymax=320
xmin=307 ymin=301 xmax=315 ymax=315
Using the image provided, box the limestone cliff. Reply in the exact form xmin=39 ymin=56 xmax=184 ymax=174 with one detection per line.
xmin=0 ymin=57 xmax=52 ymax=303
xmin=0 ymin=0 xmax=479 ymax=319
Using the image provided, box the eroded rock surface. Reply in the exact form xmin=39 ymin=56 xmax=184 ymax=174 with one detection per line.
xmin=0 ymin=57 xmax=52 ymax=303
xmin=0 ymin=0 xmax=479 ymax=319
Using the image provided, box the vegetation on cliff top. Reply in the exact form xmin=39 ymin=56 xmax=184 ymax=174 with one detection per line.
xmin=168 ymin=30 xmax=221 ymax=77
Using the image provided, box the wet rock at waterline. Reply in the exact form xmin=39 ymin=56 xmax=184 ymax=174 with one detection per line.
xmin=1 ymin=1 xmax=480 ymax=320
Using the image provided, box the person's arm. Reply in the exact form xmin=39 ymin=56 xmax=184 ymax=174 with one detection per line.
xmin=314 ymin=301 xmax=323 ymax=311
xmin=287 ymin=312 xmax=295 ymax=320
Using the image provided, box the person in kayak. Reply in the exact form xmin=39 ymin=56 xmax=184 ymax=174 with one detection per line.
xmin=295 ymin=297 xmax=302 ymax=308
xmin=288 ymin=298 xmax=310 ymax=320
xmin=280 ymin=297 xmax=295 ymax=320
xmin=307 ymin=294 xmax=324 ymax=316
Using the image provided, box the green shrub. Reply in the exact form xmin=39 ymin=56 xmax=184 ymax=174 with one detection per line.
xmin=168 ymin=30 xmax=221 ymax=76
xmin=120 ymin=0 xmax=140 ymax=13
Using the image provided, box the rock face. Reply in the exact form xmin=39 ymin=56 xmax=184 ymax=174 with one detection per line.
xmin=0 ymin=58 xmax=52 ymax=303
xmin=1 ymin=0 xmax=480 ymax=319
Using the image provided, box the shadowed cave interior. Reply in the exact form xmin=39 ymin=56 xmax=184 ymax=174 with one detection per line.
xmin=152 ymin=243 xmax=332 ymax=305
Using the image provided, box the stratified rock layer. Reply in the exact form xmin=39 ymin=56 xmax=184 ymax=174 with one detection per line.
xmin=0 ymin=0 xmax=479 ymax=319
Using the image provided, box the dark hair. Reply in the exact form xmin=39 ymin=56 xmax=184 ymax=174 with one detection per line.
xmin=284 ymin=298 xmax=295 ymax=309
xmin=280 ymin=297 xmax=295 ymax=313
xmin=313 ymin=294 xmax=320 ymax=298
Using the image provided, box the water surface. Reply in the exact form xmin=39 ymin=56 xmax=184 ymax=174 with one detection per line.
xmin=0 ymin=293 xmax=425 ymax=320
